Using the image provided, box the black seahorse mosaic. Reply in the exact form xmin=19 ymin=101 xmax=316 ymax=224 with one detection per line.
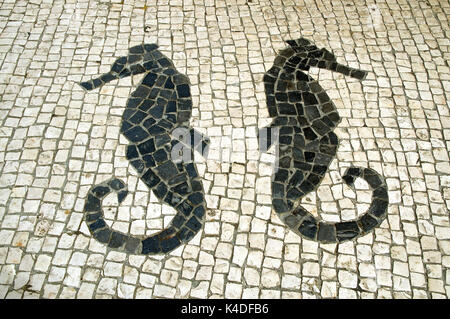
xmin=259 ymin=37 xmax=389 ymax=243
xmin=79 ymin=44 xmax=210 ymax=254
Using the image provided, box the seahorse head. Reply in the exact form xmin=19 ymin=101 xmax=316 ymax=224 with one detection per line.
xmin=282 ymin=37 xmax=368 ymax=80
xmin=79 ymin=43 xmax=171 ymax=91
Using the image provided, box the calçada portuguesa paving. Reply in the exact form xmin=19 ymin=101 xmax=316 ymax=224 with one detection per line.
xmin=0 ymin=0 xmax=449 ymax=299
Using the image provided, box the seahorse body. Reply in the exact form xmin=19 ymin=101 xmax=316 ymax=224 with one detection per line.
xmin=80 ymin=44 xmax=209 ymax=254
xmin=260 ymin=38 xmax=389 ymax=243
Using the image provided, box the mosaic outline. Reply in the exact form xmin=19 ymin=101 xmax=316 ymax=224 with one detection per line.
xmin=80 ymin=44 xmax=210 ymax=255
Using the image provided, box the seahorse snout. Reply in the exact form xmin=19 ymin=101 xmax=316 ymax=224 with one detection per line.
xmin=110 ymin=43 xmax=168 ymax=79
xmin=334 ymin=63 xmax=368 ymax=80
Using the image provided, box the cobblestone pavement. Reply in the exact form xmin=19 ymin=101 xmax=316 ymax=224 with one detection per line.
xmin=0 ymin=0 xmax=449 ymax=299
